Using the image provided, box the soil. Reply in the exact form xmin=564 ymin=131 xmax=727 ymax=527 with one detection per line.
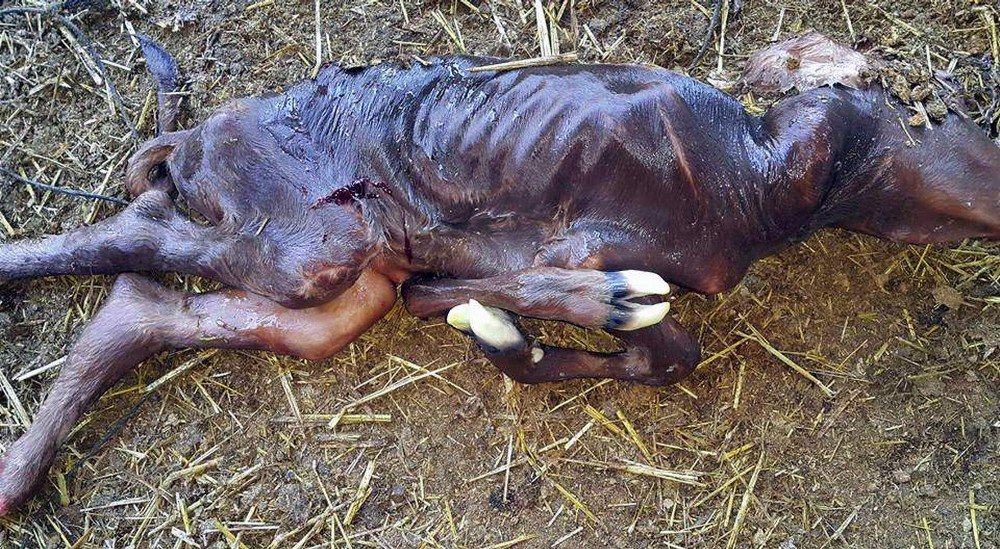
xmin=1 ymin=0 xmax=998 ymax=547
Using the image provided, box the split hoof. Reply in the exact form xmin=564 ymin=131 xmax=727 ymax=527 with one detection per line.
xmin=604 ymin=270 xmax=672 ymax=331
xmin=448 ymin=299 xmax=526 ymax=352
xmin=445 ymin=269 xmax=674 ymax=339
xmin=446 ymin=302 xmax=472 ymax=332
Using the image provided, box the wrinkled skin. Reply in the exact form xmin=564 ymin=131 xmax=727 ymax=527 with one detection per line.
xmin=0 ymin=44 xmax=998 ymax=514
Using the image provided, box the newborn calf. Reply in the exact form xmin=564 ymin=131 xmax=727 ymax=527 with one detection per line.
xmin=0 ymin=34 xmax=997 ymax=514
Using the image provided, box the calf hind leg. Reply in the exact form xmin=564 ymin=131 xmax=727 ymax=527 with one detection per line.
xmin=448 ymin=299 xmax=699 ymax=385
xmin=0 ymin=270 xmax=396 ymax=515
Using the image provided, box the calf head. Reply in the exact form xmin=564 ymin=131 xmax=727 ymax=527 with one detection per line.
xmin=122 ymin=96 xmax=381 ymax=306
xmin=125 ymin=100 xmax=295 ymax=226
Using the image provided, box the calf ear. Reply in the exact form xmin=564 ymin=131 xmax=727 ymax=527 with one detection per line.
xmin=135 ymin=33 xmax=183 ymax=134
xmin=125 ymin=130 xmax=191 ymax=197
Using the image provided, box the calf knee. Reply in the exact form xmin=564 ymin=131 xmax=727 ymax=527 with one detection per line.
xmin=263 ymin=270 xmax=397 ymax=361
xmin=287 ymin=331 xmax=343 ymax=361
xmin=106 ymin=274 xmax=183 ymax=330
xmin=273 ymin=302 xmax=358 ymax=361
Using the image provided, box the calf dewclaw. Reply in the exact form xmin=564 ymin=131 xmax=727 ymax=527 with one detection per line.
xmin=0 ymin=33 xmax=997 ymax=514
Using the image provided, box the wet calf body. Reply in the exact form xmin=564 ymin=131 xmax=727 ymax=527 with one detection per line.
xmin=1 ymin=40 xmax=998 ymax=514
xmin=206 ymin=55 xmax=993 ymax=288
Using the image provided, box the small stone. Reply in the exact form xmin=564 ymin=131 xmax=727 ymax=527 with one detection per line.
xmin=588 ymin=18 xmax=608 ymax=35
xmin=917 ymin=379 xmax=945 ymax=397
xmin=778 ymin=537 xmax=798 ymax=549
xmin=388 ymin=485 xmax=407 ymax=504
xmin=932 ymin=286 xmax=966 ymax=309
xmin=893 ymin=470 xmax=911 ymax=483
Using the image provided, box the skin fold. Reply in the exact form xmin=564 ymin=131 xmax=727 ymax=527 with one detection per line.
xmin=0 ymin=40 xmax=997 ymax=514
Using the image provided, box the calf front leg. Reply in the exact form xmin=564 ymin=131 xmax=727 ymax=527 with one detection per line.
xmin=402 ymin=267 xmax=673 ymax=330
xmin=0 ymin=190 xmax=350 ymax=307
xmin=403 ymin=268 xmax=699 ymax=385
xmin=446 ymin=299 xmax=699 ymax=385
xmin=0 ymin=270 xmax=396 ymax=515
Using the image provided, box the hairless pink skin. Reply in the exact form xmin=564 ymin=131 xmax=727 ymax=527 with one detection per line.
xmin=0 ymin=37 xmax=997 ymax=514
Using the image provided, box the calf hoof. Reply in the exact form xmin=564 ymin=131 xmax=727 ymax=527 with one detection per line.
xmin=601 ymin=271 xmax=671 ymax=330
xmin=448 ymin=300 xmax=527 ymax=354
xmin=604 ymin=299 xmax=671 ymax=331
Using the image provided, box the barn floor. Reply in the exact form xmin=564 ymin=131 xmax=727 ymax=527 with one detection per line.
xmin=1 ymin=0 xmax=998 ymax=547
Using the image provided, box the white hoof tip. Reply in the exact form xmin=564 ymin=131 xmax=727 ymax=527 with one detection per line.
xmin=446 ymin=303 xmax=472 ymax=332
xmin=467 ymin=299 xmax=525 ymax=352
xmin=617 ymin=301 xmax=671 ymax=331
xmin=531 ymin=346 xmax=545 ymax=364
xmin=620 ymin=270 xmax=671 ymax=298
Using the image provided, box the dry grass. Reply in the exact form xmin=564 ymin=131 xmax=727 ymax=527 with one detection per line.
xmin=1 ymin=0 xmax=998 ymax=547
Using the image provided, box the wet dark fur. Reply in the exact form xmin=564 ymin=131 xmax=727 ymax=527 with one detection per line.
xmin=164 ymin=57 xmax=999 ymax=297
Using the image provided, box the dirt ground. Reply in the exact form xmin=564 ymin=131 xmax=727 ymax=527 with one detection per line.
xmin=1 ymin=0 xmax=999 ymax=547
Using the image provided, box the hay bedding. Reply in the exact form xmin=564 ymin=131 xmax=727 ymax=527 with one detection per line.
xmin=0 ymin=0 xmax=998 ymax=547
